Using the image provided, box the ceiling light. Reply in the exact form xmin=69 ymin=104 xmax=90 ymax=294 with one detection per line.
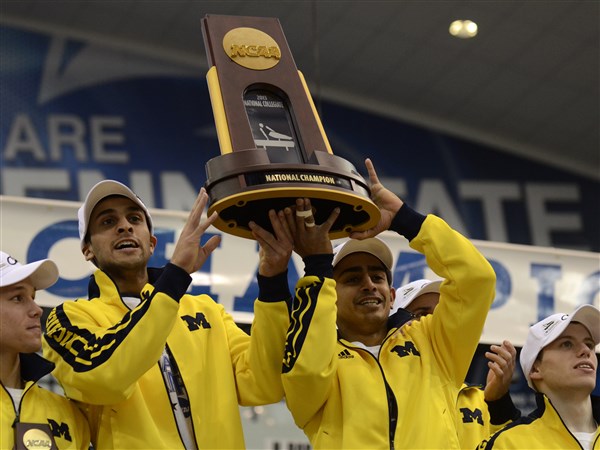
xmin=449 ymin=20 xmax=478 ymax=39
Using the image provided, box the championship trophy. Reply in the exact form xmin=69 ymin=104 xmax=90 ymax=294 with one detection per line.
xmin=201 ymin=14 xmax=380 ymax=239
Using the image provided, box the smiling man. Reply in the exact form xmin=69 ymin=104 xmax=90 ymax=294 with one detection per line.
xmin=478 ymin=305 xmax=600 ymax=450
xmin=331 ymin=237 xmax=396 ymax=349
xmin=280 ymin=159 xmax=497 ymax=449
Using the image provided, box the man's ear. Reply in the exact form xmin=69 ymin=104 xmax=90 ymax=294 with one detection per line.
xmin=389 ymin=284 xmax=396 ymax=309
xmin=149 ymin=235 xmax=157 ymax=255
xmin=530 ymin=360 xmax=542 ymax=382
xmin=82 ymin=244 xmax=94 ymax=262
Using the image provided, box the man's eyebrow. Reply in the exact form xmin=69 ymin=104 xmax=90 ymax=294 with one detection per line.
xmin=335 ymin=264 xmax=386 ymax=277
xmin=1 ymin=284 xmax=29 ymax=294
xmin=93 ymin=205 xmax=143 ymax=219
xmin=367 ymin=265 xmax=387 ymax=273
xmin=555 ymin=334 xmax=594 ymax=343
xmin=92 ymin=207 xmax=117 ymax=219
xmin=335 ymin=266 xmax=362 ymax=277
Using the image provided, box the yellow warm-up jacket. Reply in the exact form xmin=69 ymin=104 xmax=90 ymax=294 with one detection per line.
xmin=42 ymin=264 xmax=289 ymax=449
xmin=1 ymin=353 xmax=90 ymax=449
xmin=457 ymin=384 xmax=520 ymax=449
xmin=282 ymin=212 xmax=496 ymax=449
xmin=478 ymin=394 xmax=600 ymax=449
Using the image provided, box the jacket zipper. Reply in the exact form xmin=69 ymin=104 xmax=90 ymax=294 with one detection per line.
xmin=3 ymin=381 xmax=31 ymax=432
xmin=344 ymin=342 xmax=397 ymax=450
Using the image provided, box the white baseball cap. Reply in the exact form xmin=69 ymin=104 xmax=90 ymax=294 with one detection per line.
xmin=519 ymin=304 xmax=600 ymax=390
xmin=332 ymin=237 xmax=394 ymax=283
xmin=0 ymin=251 xmax=59 ymax=290
xmin=390 ymin=279 xmax=442 ymax=316
xmin=78 ymin=180 xmax=154 ymax=249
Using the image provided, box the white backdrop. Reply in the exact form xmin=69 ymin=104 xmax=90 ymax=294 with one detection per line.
xmin=2 ymin=195 xmax=599 ymax=347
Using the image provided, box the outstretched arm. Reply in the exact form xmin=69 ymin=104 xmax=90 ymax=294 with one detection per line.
xmin=233 ymin=201 xmax=339 ymax=407
xmin=229 ymin=208 xmax=295 ymax=405
xmin=360 ymin=156 xmax=496 ymax=387
xmin=281 ymin=199 xmax=341 ymax=427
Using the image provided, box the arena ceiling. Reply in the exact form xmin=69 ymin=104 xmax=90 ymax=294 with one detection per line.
xmin=2 ymin=1 xmax=598 ymax=179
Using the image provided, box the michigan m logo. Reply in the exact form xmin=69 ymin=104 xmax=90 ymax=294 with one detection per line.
xmin=48 ymin=419 xmax=72 ymax=441
xmin=460 ymin=407 xmax=484 ymax=425
xmin=390 ymin=341 xmax=421 ymax=357
xmin=181 ymin=313 xmax=211 ymax=331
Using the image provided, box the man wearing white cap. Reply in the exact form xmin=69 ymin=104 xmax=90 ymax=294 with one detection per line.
xmin=391 ymin=278 xmax=443 ymax=318
xmin=393 ymin=279 xmax=520 ymax=449
xmin=1 ymin=251 xmax=90 ymax=449
xmin=280 ymin=159 xmax=497 ymax=449
xmin=42 ymin=181 xmax=290 ymax=449
xmin=478 ymin=304 xmax=600 ymax=449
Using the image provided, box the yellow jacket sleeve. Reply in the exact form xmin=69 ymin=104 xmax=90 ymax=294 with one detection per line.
xmin=42 ymin=269 xmax=182 ymax=404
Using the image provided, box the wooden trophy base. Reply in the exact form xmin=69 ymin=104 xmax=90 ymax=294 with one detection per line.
xmin=205 ymin=149 xmax=380 ymax=240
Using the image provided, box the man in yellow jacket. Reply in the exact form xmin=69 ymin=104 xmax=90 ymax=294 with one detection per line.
xmin=279 ymin=159 xmax=497 ymax=449
xmin=42 ymin=181 xmax=290 ymax=449
xmin=477 ymin=304 xmax=600 ymax=449
xmin=391 ymin=279 xmax=521 ymax=448
xmin=1 ymin=251 xmax=90 ymax=449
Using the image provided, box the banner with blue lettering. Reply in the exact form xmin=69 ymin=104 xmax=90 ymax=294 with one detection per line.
xmin=4 ymin=195 xmax=599 ymax=346
xmin=1 ymin=24 xmax=599 ymax=253
xmin=3 ymin=195 xmax=599 ymax=413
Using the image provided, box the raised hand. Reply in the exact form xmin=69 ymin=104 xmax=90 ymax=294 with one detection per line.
xmin=249 ymin=209 xmax=294 ymax=277
xmin=484 ymin=340 xmax=517 ymax=401
xmin=170 ymin=188 xmax=221 ymax=274
xmin=284 ymin=198 xmax=340 ymax=259
xmin=350 ymin=158 xmax=404 ymax=240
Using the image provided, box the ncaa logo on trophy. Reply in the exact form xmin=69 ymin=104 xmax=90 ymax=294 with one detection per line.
xmin=201 ymin=14 xmax=380 ymax=239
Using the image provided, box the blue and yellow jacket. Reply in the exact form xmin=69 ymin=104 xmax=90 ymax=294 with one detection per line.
xmin=42 ymin=263 xmax=289 ymax=449
xmin=281 ymin=207 xmax=497 ymax=449
xmin=478 ymin=393 xmax=600 ymax=449
xmin=1 ymin=353 xmax=90 ymax=449
xmin=457 ymin=384 xmax=520 ymax=449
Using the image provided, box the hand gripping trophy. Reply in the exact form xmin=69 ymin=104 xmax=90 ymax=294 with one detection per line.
xmin=201 ymin=14 xmax=380 ymax=239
